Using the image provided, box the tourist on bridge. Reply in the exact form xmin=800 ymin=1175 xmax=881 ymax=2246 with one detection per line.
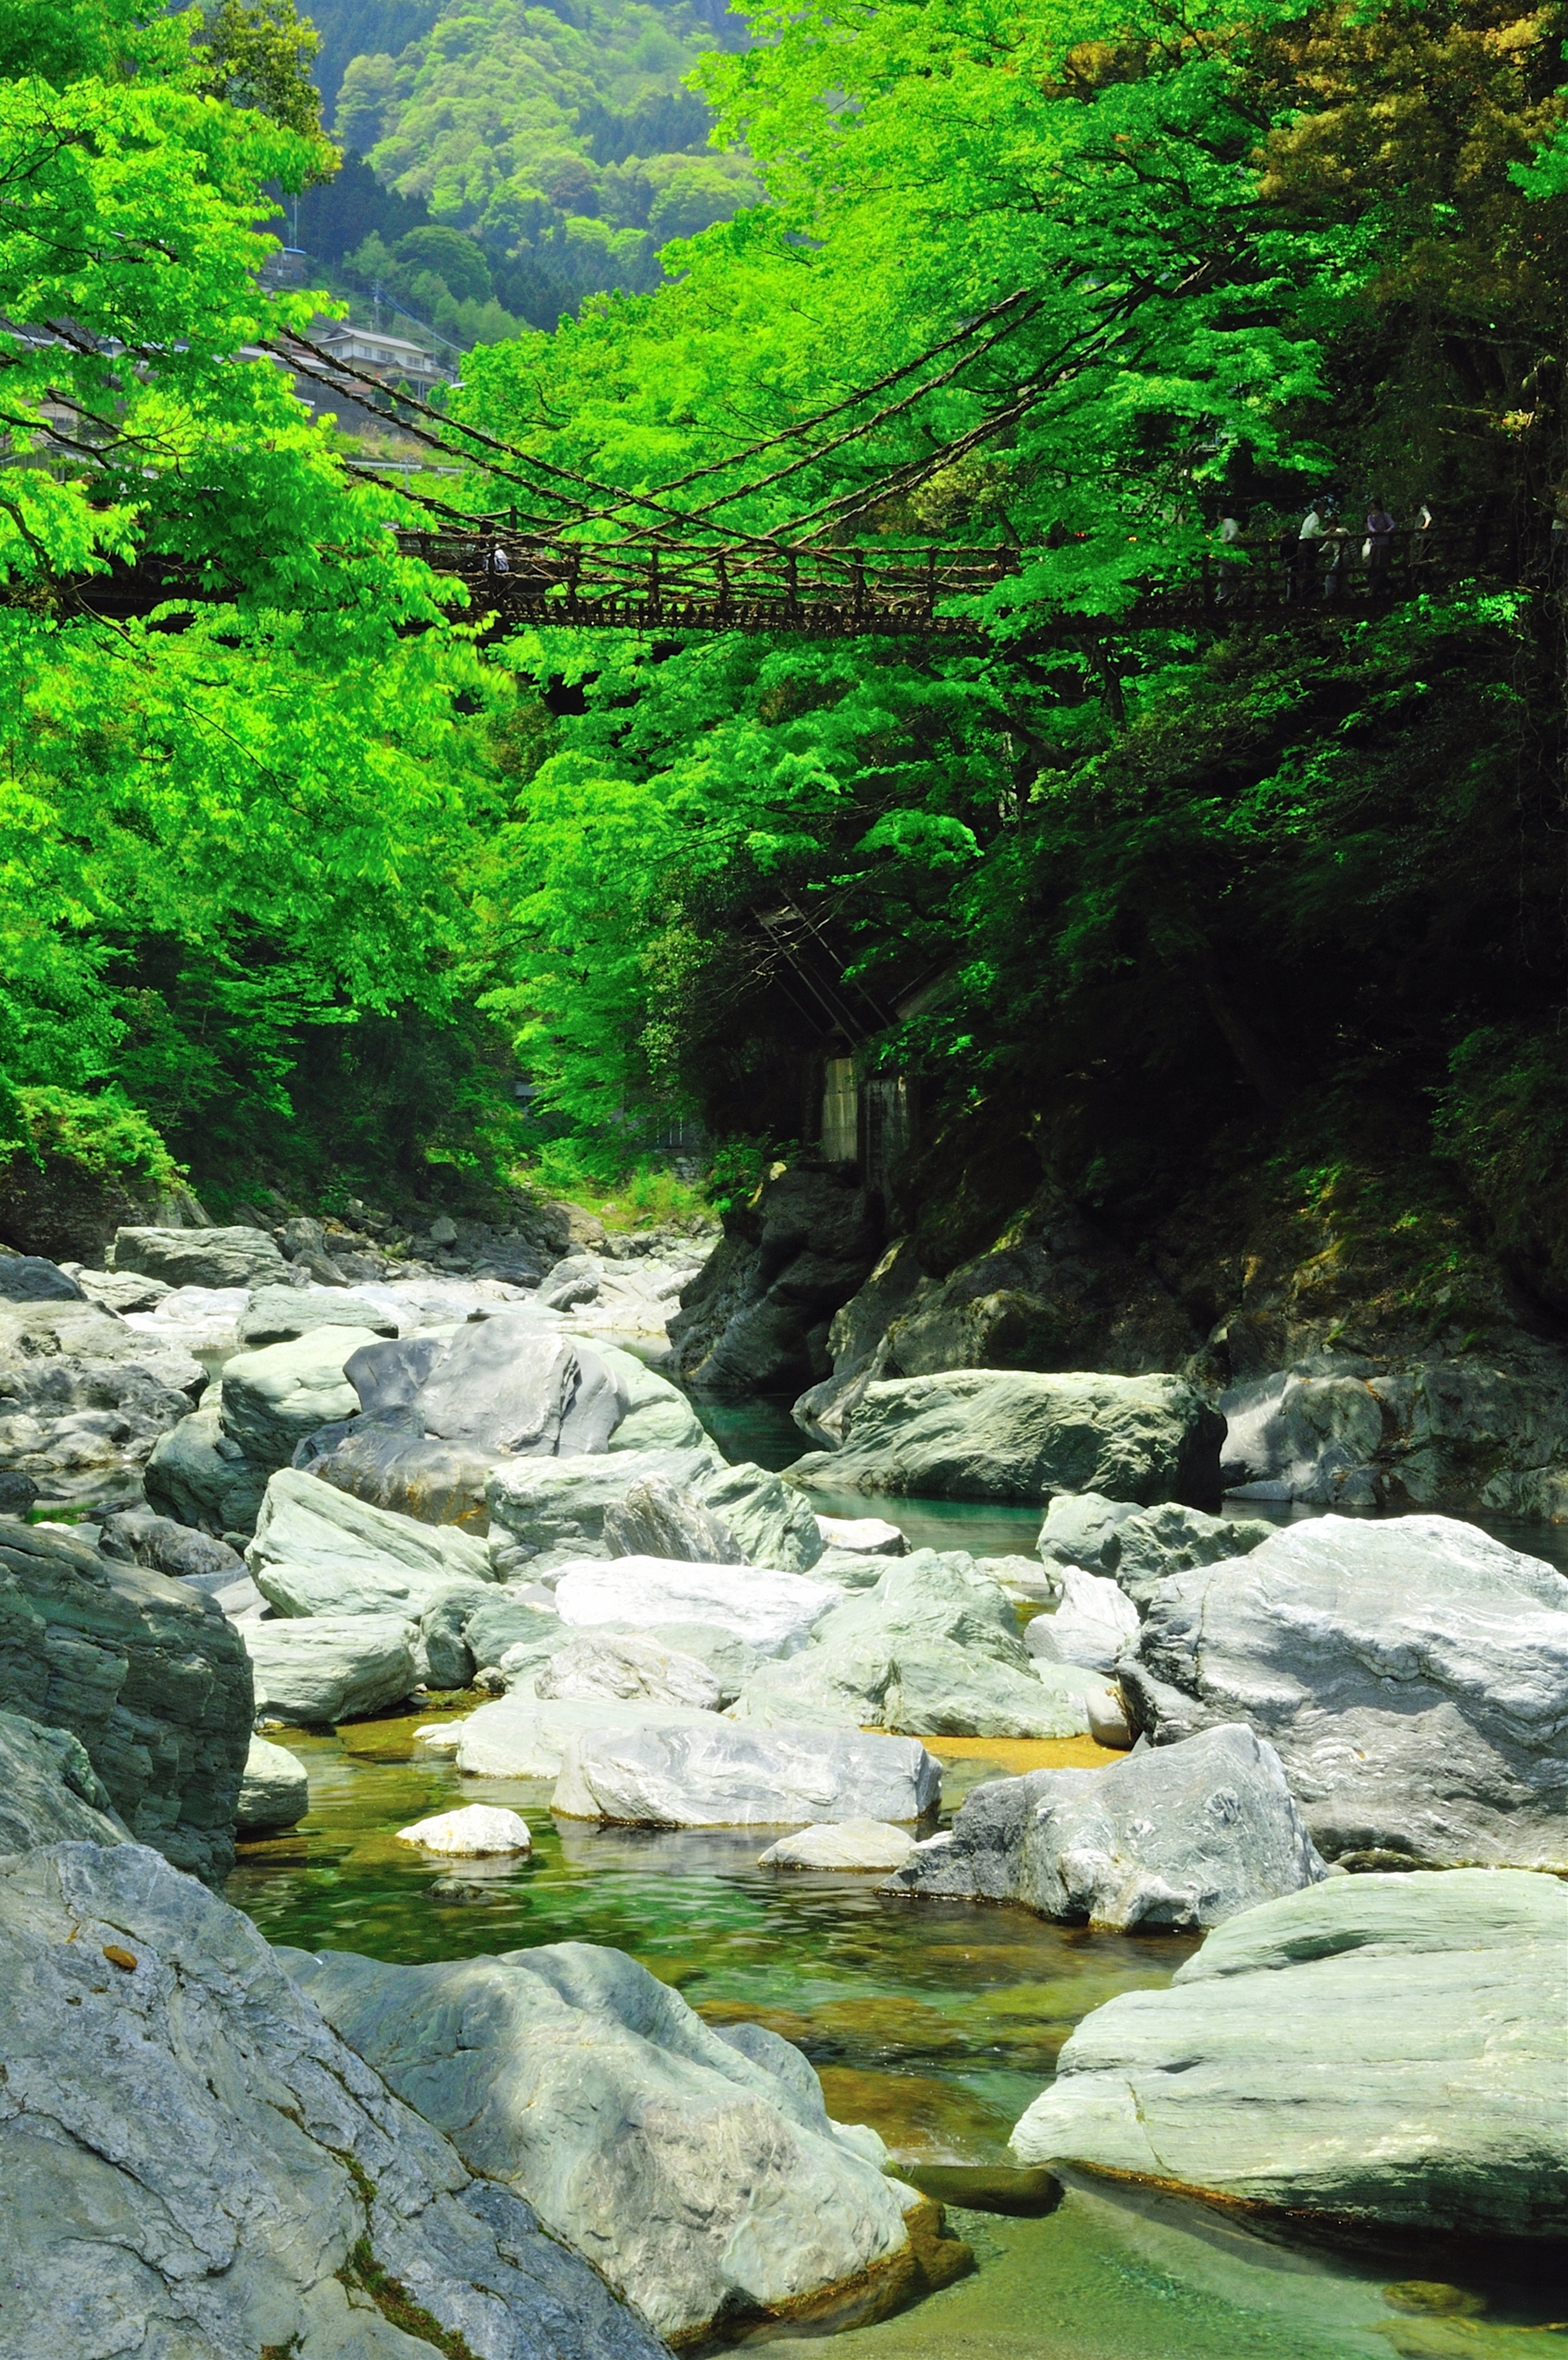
xmin=1365 ymin=499 xmax=1396 ymax=597
xmin=1292 ymin=499 xmax=1328 ymax=598
xmin=1215 ymin=509 xmax=1246 ymax=604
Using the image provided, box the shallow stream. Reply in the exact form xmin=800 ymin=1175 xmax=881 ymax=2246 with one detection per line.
xmin=228 ymin=1389 xmax=1564 ymax=2360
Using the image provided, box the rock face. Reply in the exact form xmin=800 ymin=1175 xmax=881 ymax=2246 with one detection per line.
xmin=221 ymin=1326 xmax=381 ymax=1469
xmin=285 ymin=1935 xmax=930 ymax=2346
xmin=534 ymin=1632 xmax=723 ymax=1711
xmin=0 ymin=1294 xmax=206 ymax=1512
xmin=553 ymin=1556 xmax=836 ymax=1659
xmin=244 ymin=1613 xmax=419 ymax=1725
xmin=111 ymin=1222 xmax=289 ymax=1289
xmin=236 ymin=1734 xmax=310 ymax=1832
xmin=668 ymin=1160 xmax=884 ymax=1397
xmin=0 ymin=1708 xmax=128 ymax=1850
xmin=759 ymin=1818 xmax=917 ymax=1871
xmin=1 ymin=1840 xmax=668 ymax=2360
xmin=728 ymin=1550 xmax=1103 ymax=1739
xmin=888 ymin=1725 xmax=1325 ymax=1930
xmin=1024 ymin=1568 xmax=1140 ymax=1675
xmin=602 ymin=1473 xmax=744 ymax=1564
xmin=0 ymin=1519 xmax=251 ymax=1883
xmin=247 ymin=1466 xmax=495 ymax=1622
xmin=553 ymin=1720 xmax=942 ymax=1828
xmin=787 ymin=1370 xmax=1224 ymax=1505
xmin=1119 ymin=1512 xmax=1568 ymax=1869
xmin=1009 ymin=1867 xmax=1568 ymax=2241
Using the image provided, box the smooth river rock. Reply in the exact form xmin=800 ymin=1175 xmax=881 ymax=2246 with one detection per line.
xmin=787 ymin=1370 xmax=1224 ymax=1504
xmin=553 ymin=1720 xmax=942 ymax=1827
xmin=1120 ymin=1512 xmax=1568 ymax=1867
xmin=0 ymin=1518 xmax=251 ymax=1884
xmin=111 ymin=1222 xmax=289 ymax=1289
xmin=1009 ymin=1867 xmax=1568 ymax=2241
xmin=0 ymin=1294 xmax=206 ymax=1512
xmin=602 ymin=1472 xmax=744 ymax=1563
xmin=143 ymin=1395 xmax=270 ymax=1538
xmin=220 ymin=1326 xmax=381 ymax=1469
xmin=485 ymin=1443 xmax=824 ymax=1572
xmin=397 ymin=1803 xmax=532 ymax=1855
xmin=534 ymin=1630 xmax=723 ymax=1710
xmin=235 ymin=1734 xmax=310 ymax=1832
xmin=449 ymin=1695 xmax=720 ymax=1779
xmin=284 ymin=1935 xmax=931 ymax=2343
xmin=759 ymin=1818 xmax=918 ymax=1871
xmin=244 ymin=1613 xmax=418 ymax=1725
xmin=1036 ymin=1493 xmax=1272 ymax=1610
xmin=552 ymin=1555 xmax=837 ymax=1658
xmin=727 ymin=1550 xmax=1099 ymax=1739
xmin=1024 ymin=1567 xmax=1140 ymax=1674
xmin=887 ymin=1724 xmax=1325 ymax=1929
xmin=236 ymin=1283 xmax=399 ymax=1348
xmin=347 ymin=1313 xmax=625 ymax=1456
xmin=247 ymin=1465 xmax=495 ymax=1621
xmin=1 ymin=1840 xmax=665 ymax=2359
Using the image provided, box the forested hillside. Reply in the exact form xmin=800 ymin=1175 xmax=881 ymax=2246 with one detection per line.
xmin=306 ymin=0 xmax=759 ymax=326
xmin=6 ymin=0 xmax=1568 ymax=1353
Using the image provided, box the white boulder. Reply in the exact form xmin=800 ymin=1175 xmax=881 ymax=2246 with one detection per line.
xmin=396 ymin=1804 xmax=532 ymax=1855
xmin=553 ymin=1720 xmax=941 ymax=1827
xmin=553 ymin=1555 xmax=836 ymax=1657
xmin=235 ymin=1735 xmax=309 ymax=1832
xmin=535 ymin=1631 xmax=723 ymax=1711
xmin=758 ymin=1819 xmax=918 ymax=1871
xmin=1024 ymin=1566 xmax=1140 ymax=1674
xmin=243 ymin=1614 xmax=419 ymax=1725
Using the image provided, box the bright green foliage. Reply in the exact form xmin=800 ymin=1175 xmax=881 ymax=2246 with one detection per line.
xmin=0 ymin=0 xmax=513 ymax=1205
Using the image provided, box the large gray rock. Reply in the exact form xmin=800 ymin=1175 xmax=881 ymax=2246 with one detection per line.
xmin=602 ymin=1473 xmax=743 ymax=1564
xmin=553 ymin=1556 xmax=835 ymax=1659
xmin=0 ymin=1254 xmax=83 ymax=1302
xmin=297 ymin=1406 xmax=494 ymax=1534
xmin=0 ymin=1519 xmax=250 ymax=1883
xmin=595 ymin=1343 xmax=707 ymax=1452
xmin=220 ymin=1326 xmax=380 ymax=1469
xmin=236 ymin=1733 xmax=309 ymax=1831
xmin=1009 ymin=1867 xmax=1568 ymax=2241
xmin=72 ymin=1265 xmax=171 ymax=1314
xmin=788 ymin=1370 xmax=1224 ymax=1505
xmin=1121 ymin=1512 xmax=1568 ymax=1868
xmin=462 ymin=1590 xmax=564 ymax=1676
xmin=0 ymin=1708 xmax=128 ymax=1851
xmin=283 ymin=1936 xmax=930 ymax=2346
xmin=553 ymin=1719 xmax=942 ymax=1827
xmin=247 ymin=1466 xmax=495 ymax=1622
xmin=111 ymin=1222 xmax=288 ymax=1289
xmin=448 ymin=1695 xmax=718 ymax=1779
xmin=237 ymin=1283 xmax=399 ymax=1349
xmin=488 ymin=1446 xmax=824 ymax=1574
xmin=98 ymin=1507 xmax=244 ymax=1583
xmin=535 ymin=1632 xmax=723 ymax=1711
xmin=1100 ymin=1499 xmax=1274 ymax=1611
xmin=244 ymin=1613 xmax=419 ymax=1724
xmin=0 ymin=1840 xmax=666 ymax=2359
xmin=143 ymin=1395 xmax=270 ymax=1538
xmin=668 ymin=1161 xmax=884 ymax=1397
xmin=728 ymin=1550 xmax=1102 ymax=1739
xmin=887 ymin=1724 xmax=1325 ymax=1929
xmin=1024 ymin=1567 xmax=1139 ymax=1674
xmin=0 ymin=1296 xmax=205 ymax=1511
xmin=348 ymin=1314 xmax=625 ymax=1456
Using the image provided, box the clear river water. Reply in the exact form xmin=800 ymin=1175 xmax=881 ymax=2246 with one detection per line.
xmin=227 ymin=1390 xmax=1566 ymax=2360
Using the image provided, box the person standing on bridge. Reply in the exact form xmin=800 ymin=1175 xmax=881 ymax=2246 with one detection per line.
xmin=1215 ymin=509 xmax=1245 ymax=605
xmin=1292 ymin=499 xmax=1327 ymax=599
xmin=489 ymin=542 xmax=511 ymax=577
xmin=1365 ymin=498 xmax=1396 ymax=598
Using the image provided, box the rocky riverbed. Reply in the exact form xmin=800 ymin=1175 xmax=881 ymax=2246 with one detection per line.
xmin=1 ymin=1215 xmax=1565 ymax=2357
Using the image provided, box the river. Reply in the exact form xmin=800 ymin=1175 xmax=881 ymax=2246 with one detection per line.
xmin=227 ymin=1390 xmax=1562 ymax=2360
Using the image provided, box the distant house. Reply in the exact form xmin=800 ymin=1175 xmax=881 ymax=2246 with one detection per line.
xmin=311 ymin=323 xmax=452 ymax=391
